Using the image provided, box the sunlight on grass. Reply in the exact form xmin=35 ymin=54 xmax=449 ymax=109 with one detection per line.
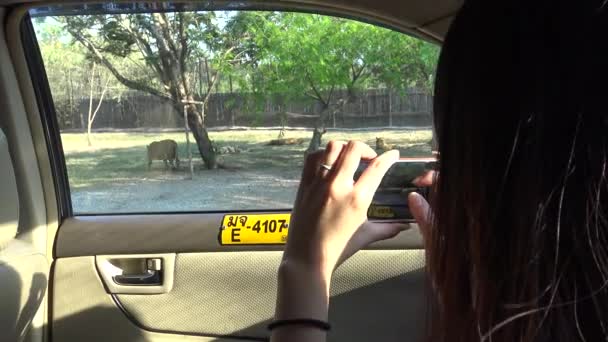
xmin=61 ymin=129 xmax=432 ymax=189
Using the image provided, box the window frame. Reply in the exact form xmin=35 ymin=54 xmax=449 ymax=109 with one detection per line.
xmin=21 ymin=1 xmax=438 ymax=217
xmin=21 ymin=13 xmax=73 ymax=220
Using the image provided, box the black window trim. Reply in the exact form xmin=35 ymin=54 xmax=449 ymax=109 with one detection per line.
xmin=21 ymin=13 xmax=73 ymax=220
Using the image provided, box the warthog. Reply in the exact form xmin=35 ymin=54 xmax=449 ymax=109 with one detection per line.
xmin=147 ymin=139 xmax=180 ymax=170
xmin=375 ymin=137 xmax=400 ymax=152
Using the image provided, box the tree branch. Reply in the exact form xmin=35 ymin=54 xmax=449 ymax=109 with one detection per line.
xmin=177 ymin=12 xmax=188 ymax=70
xmin=304 ymin=92 xmax=321 ymax=102
xmin=146 ymin=14 xmax=186 ymax=100
xmin=91 ymin=77 xmax=111 ymax=123
xmin=305 ymin=72 xmax=325 ymax=105
xmin=69 ymin=30 xmax=173 ymax=103
xmin=148 ymin=14 xmax=178 ymax=71
xmin=326 ymin=85 xmax=335 ymax=106
xmin=122 ymin=15 xmax=164 ymax=80
xmin=203 ymin=70 xmax=220 ymax=105
xmin=351 ymin=62 xmax=367 ymax=85
xmin=156 ymin=12 xmax=180 ymax=61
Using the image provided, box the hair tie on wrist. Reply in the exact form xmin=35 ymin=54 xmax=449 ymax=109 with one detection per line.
xmin=268 ymin=318 xmax=331 ymax=331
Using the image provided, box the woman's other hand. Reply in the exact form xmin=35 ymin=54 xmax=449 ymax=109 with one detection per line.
xmin=409 ymin=170 xmax=435 ymax=245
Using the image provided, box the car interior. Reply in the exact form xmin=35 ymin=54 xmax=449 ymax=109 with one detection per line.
xmin=0 ymin=1 xmax=462 ymax=341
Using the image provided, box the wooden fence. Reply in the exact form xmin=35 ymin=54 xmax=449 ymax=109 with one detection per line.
xmin=58 ymin=88 xmax=433 ymax=130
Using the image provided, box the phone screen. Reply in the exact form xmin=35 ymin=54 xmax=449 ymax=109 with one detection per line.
xmin=354 ymin=158 xmax=436 ymax=221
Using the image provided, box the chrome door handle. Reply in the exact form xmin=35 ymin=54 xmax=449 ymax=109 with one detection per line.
xmin=96 ymin=253 xmax=175 ymax=294
xmin=113 ymin=270 xmax=162 ymax=286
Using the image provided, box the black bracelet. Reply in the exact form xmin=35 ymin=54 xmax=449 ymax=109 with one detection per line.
xmin=267 ymin=318 xmax=331 ymax=331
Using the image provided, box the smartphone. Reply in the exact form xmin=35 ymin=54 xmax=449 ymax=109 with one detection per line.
xmin=354 ymin=157 xmax=436 ymax=222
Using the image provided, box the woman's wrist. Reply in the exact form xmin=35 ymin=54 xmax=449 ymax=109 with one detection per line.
xmin=274 ymin=259 xmax=331 ymax=321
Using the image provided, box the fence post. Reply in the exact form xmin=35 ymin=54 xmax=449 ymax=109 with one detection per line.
xmin=332 ymin=111 xmax=336 ymax=128
xmin=388 ymin=90 xmax=393 ymax=127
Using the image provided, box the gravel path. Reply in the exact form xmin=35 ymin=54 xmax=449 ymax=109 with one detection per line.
xmin=72 ymin=168 xmax=301 ymax=214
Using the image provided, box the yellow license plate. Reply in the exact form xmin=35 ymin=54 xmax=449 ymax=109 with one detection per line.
xmin=368 ymin=205 xmax=395 ymax=218
xmin=219 ymin=213 xmax=291 ymax=245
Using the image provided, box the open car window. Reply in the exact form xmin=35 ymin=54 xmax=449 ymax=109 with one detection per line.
xmin=30 ymin=5 xmax=439 ymax=214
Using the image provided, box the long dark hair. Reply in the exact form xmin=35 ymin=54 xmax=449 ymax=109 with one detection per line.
xmin=428 ymin=0 xmax=608 ymax=340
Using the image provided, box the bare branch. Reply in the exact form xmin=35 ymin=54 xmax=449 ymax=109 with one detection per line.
xmin=177 ymin=12 xmax=188 ymax=70
xmin=203 ymin=71 xmax=221 ymax=105
xmin=121 ymin=15 xmax=165 ymax=80
xmin=154 ymin=13 xmax=180 ymax=62
xmin=69 ymin=30 xmax=173 ymax=102
xmin=91 ymin=77 xmax=111 ymax=123
xmin=145 ymin=14 xmax=187 ymax=99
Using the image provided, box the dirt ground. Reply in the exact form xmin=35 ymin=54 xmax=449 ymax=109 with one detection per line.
xmin=71 ymin=168 xmax=302 ymax=213
xmin=62 ymin=128 xmax=432 ymax=213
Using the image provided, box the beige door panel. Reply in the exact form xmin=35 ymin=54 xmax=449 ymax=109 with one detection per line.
xmin=54 ymin=251 xmax=426 ymax=342
xmin=53 ymin=256 xmax=251 ymax=342
xmin=54 ymin=215 xmax=427 ymax=341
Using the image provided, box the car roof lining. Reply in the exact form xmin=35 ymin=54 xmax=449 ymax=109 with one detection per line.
xmin=0 ymin=0 xmax=462 ymax=42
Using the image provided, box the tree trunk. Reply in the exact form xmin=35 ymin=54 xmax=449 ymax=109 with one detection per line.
xmin=305 ymin=126 xmax=327 ymax=155
xmin=198 ymin=59 xmax=203 ymax=98
xmin=87 ymin=63 xmax=95 ymax=146
xmin=185 ymin=106 xmax=217 ymax=169
xmin=306 ymin=102 xmax=329 ymax=153
xmin=332 ymin=112 xmax=336 ymax=128
xmin=68 ymin=69 xmax=75 ymax=129
xmin=87 ymin=121 xmax=93 ymax=146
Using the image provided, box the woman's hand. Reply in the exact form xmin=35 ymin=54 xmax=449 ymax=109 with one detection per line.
xmin=282 ymin=140 xmax=406 ymax=281
xmin=409 ymin=170 xmax=435 ymax=246
xmin=271 ymin=140 xmax=418 ymax=342
xmin=272 ymin=141 xmax=406 ymax=337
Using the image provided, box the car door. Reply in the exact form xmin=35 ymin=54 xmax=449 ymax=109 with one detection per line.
xmin=3 ymin=1 xmax=457 ymax=341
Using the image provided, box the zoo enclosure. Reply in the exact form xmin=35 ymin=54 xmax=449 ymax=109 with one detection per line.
xmin=56 ymin=88 xmax=433 ymax=131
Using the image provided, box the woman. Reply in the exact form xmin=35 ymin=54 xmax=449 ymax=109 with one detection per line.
xmin=271 ymin=0 xmax=608 ymax=341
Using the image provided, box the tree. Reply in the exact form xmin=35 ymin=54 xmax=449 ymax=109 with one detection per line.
xmin=36 ymin=18 xmax=89 ymax=129
xmin=86 ymin=62 xmax=110 ymax=146
xmin=247 ymin=13 xmax=439 ymax=148
xmin=62 ymin=12 xmax=247 ymax=169
xmin=369 ymin=29 xmax=439 ymax=93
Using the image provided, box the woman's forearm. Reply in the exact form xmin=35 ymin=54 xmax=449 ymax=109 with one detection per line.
xmin=270 ymin=261 xmax=331 ymax=342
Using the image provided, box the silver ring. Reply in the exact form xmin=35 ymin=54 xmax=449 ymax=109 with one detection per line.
xmin=319 ymin=163 xmax=332 ymax=171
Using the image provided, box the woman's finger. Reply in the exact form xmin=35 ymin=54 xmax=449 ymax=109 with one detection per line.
xmin=353 ymin=150 xmax=400 ymax=201
xmin=299 ymin=150 xmax=324 ymax=186
xmin=412 ymin=170 xmax=436 ymax=187
xmin=408 ymin=192 xmax=432 ymax=243
xmin=331 ymin=141 xmax=378 ymax=183
xmin=317 ymin=140 xmax=346 ymax=178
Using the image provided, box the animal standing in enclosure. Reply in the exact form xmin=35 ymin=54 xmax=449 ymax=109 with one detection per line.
xmin=375 ymin=137 xmax=401 ymax=152
xmin=147 ymin=139 xmax=180 ymax=170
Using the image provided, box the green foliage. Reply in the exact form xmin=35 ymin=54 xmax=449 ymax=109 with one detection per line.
xmin=35 ymin=10 xmax=439 ymax=130
xmin=244 ymin=12 xmax=439 ymax=107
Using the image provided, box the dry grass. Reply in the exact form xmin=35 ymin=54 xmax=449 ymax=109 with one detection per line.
xmin=61 ymin=129 xmax=432 ymax=189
